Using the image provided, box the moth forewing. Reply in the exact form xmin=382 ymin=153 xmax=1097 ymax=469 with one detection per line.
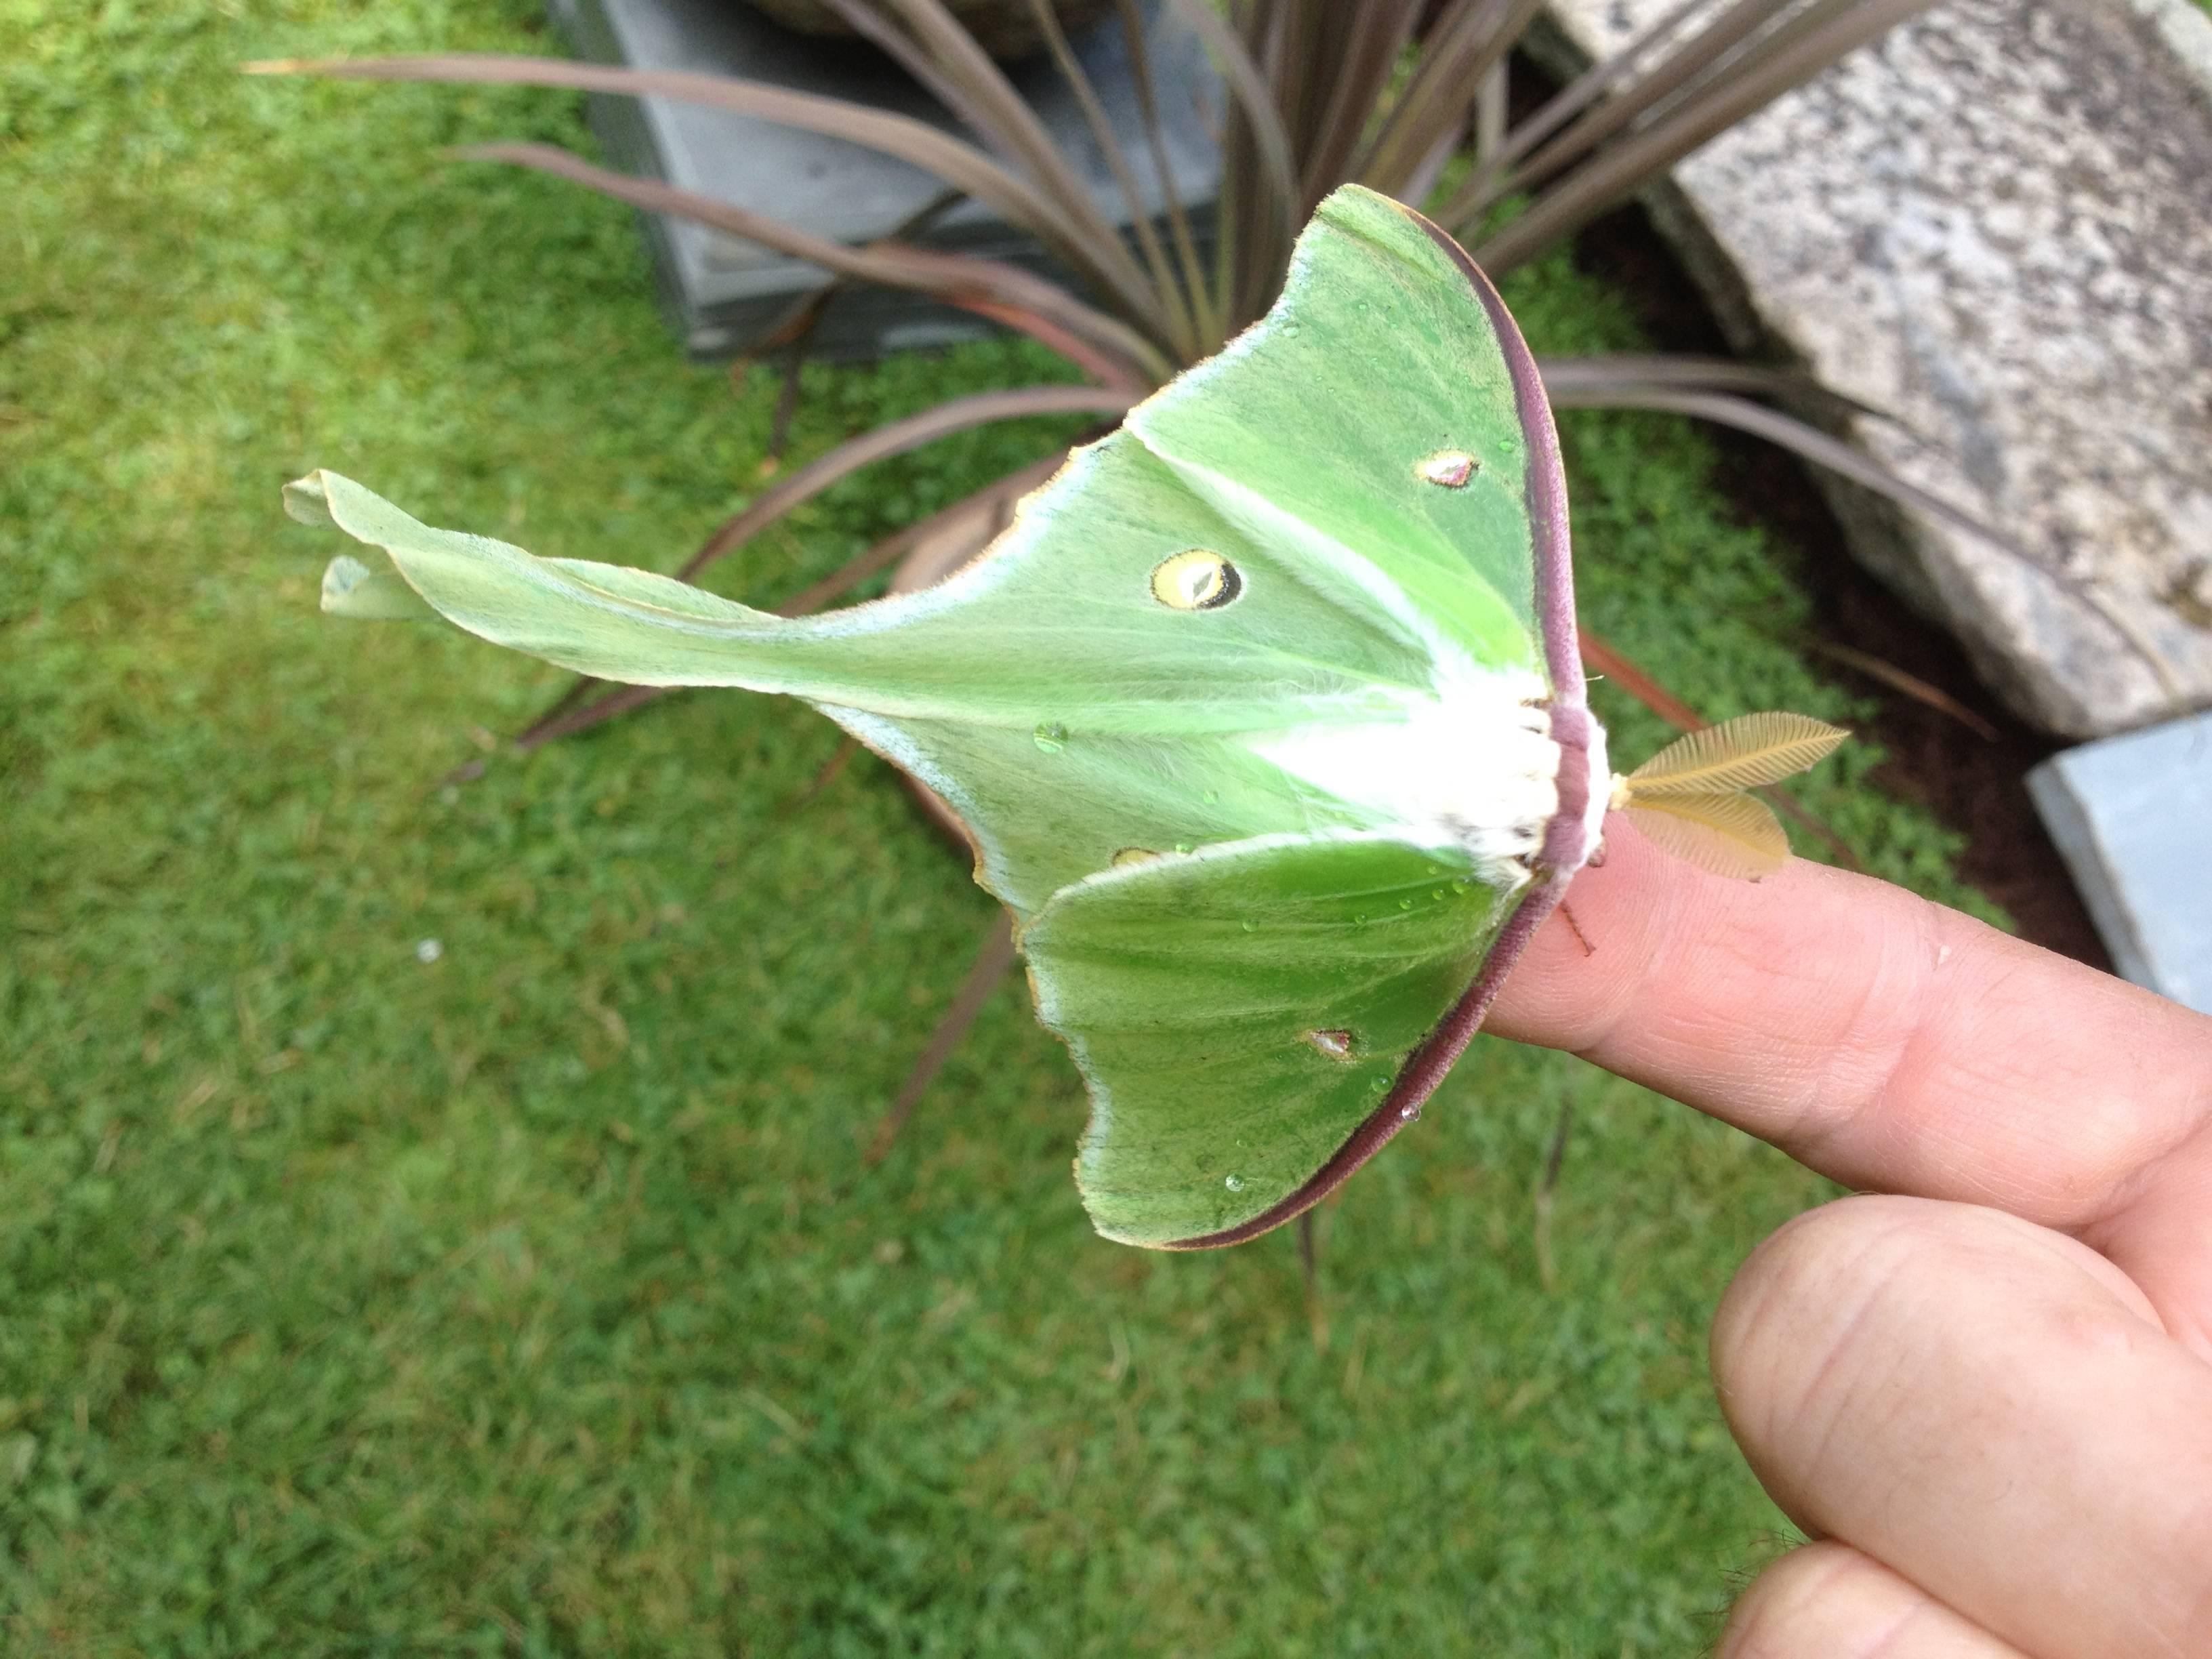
xmin=1622 ymin=793 xmax=1790 ymax=880
xmin=1624 ymin=712 xmax=1849 ymax=797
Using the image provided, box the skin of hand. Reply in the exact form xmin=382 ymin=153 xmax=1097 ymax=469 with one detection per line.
xmin=1486 ymin=825 xmax=2212 ymax=1659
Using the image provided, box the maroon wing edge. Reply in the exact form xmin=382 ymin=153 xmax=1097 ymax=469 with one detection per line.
xmin=1160 ymin=203 xmax=1593 ymax=1252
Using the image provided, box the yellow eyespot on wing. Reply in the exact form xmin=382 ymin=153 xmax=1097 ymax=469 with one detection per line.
xmin=1623 ymin=793 xmax=1789 ymax=880
xmin=1147 ymin=550 xmax=1243 ymax=611
xmin=1625 ymin=712 xmax=1848 ymax=796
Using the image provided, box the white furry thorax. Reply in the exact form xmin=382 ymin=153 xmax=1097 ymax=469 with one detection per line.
xmin=1245 ymin=663 xmax=1591 ymax=886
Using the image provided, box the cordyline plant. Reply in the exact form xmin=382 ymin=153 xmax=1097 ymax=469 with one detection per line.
xmin=248 ymin=0 xmax=2017 ymax=752
xmin=252 ymin=0 xmax=2081 ymax=1157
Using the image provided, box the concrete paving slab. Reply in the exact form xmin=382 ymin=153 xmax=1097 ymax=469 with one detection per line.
xmin=2028 ymin=710 xmax=2212 ymax=1012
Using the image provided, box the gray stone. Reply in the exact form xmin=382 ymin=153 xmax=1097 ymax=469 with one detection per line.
xmin=2028 ymin=710 xmax=2212 ymax=1012
xmin=548 ymin=0 xmax=1218 ymax=359
xmin=1541 ymin=0 xmax=2212 ymax=739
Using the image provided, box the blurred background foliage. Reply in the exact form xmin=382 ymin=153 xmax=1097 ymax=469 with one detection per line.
xmin=3 ymin=0 xmax=1994 ymax=1652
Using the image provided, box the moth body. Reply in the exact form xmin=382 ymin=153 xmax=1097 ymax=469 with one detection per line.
xmin=1552 ymin=703 xmax=1612 ymax=876
xmin=1244 ymin=660 xmax=1562 ymax=887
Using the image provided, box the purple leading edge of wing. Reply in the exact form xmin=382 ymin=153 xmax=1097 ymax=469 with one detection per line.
xmin=1162 ymin=203 xmax=1591 ymax=1252
xmin=1409 ymin=209 xmax=1598 ymax=876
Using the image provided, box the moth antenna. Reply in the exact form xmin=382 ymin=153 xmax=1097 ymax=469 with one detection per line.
xmin=1622 ymin=712 xmax=1849 ymax=800
xmin=1623 ymin=794 xmax=1790 ymax=881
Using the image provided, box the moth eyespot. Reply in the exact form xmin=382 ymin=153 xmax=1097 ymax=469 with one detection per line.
xmin=1415 ymin=449 xmax=1477 ymax=488
xmin=1304 ymin=1029 xmax=1357 ymax=1061
xmin=1149 ymin=550 xmax=1243 ymax=610
xmin=1111 ymin=847 xmax=1161 ymax=867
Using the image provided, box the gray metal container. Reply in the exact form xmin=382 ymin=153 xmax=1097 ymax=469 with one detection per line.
xmin=548 ymin=0 xmax=1221 ymax=360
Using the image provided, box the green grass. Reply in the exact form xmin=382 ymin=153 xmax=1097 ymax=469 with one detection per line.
xmin=3 ymin=3 xmax=1997 ymax=1652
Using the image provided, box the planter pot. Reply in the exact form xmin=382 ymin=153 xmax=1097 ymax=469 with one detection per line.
xmin=740 ymin=0 xmax=1116 ymax=60
xmin=552 ymin=0 xmax=1221 ymax=361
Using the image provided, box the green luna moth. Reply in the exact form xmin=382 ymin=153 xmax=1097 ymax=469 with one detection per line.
xmin=284 ymin=184 xmax=1843 ymax=1250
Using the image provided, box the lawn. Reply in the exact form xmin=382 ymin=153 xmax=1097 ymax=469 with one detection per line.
xmin=2 ymin=2 xmax=1996 ymax=1653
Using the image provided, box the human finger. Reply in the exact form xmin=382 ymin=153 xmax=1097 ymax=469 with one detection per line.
xmin=1711 ymin=1195 xmax=2212 ymax=1659
xmin=1486 ymin=825 xmax=2212 ymax=1348
xmin=1716 ymin=1540 xmax=2030 ymax=1658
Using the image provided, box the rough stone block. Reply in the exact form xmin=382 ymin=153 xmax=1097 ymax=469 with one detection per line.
xmin=1542 ymin=0 xmax=2212 ymax=739
xmin=548 ymin=0 xmax=1218 ymax=359
xmin=2028 ymin=710 xmax=2212 ymax=1012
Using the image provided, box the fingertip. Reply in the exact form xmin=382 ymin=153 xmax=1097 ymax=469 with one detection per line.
xmin=1710 ymin=1195 xmax=2165 ymax=1441
xmin=1717 ymin=1541 xmax=2026 ymax=1658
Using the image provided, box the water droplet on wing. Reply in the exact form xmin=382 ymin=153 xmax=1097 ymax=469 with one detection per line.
xmin=1224 ymin=1174 xmax=1246 ymax=1192
xmin=1033 ymin=722 xmax=1068 ymax=754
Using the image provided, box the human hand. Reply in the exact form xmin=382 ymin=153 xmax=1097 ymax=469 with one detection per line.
xmin=1489 ymin=827 xmax=2212 ymax=1656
